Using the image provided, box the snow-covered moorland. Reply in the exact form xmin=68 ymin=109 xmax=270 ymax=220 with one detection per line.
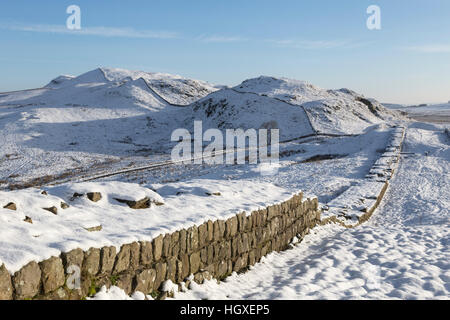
xmin=0 ymin=68 xmax=398 ymax=189
xmin=0 ymin=67 xmax=447 ymax=300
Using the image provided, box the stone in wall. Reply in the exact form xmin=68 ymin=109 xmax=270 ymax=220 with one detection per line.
xmin=100 ymin=246 xmax=116 ymax=274
xmin=39 ymin=257 xmax=65 ymax=294
xmin=62 ymin=249 xmax=84 ymax=269
xmin=83 ymin=248 xmax=100 ymax=277
xmin=116 ymin=273 xmax=133 ymax=295
xmin=129 ymin=242 xmax=141 ymax=270
xmin=13 ymin=261 xmax=42 ymax=300
xmin=113 ymin=244 xmax=131 ymax=275
xmin=154 ymin=262 xmax=167 ymax=291
xmin=153 ymin=235 xmax=163 ymax=261
xmin=134 ymin=269 xmax=156 ymax=294
xmin=140 ymin=241 xmax=153 ymax=267
xmin=0 ymin=264 xmax=13 ymax=300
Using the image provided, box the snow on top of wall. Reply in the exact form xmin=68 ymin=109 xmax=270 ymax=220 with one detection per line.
xmin=0 ymin=179 xmax=298 ymax=274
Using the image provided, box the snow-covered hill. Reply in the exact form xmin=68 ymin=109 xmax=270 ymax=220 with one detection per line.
xmin=188 ymin=88 xmax=315 ymax=141
xmin=43 ymin=67 xmax=219 ymax=105
xmin=229 ymin=76 xmax=398 ymax=135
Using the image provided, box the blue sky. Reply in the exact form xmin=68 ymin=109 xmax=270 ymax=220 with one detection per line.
xmin=0 ymin=0 xmax=449 ymax=104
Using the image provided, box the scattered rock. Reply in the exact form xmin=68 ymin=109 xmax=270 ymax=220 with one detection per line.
xmin=84 ymin=225 xmax=102 ymax=232
xmin=87 ymin=192 xmax=102 ymax=202
xmin=3 ymin=202 xmax=16 ymax=211
xmin=60 ymin=202 xmax=70 ymax=209
xmin=24 ymin=216 xmax=33 ymax=224
xmin=205 ymin=192 xmax=221 ymax=196
xmin=43 ymin=206 xmax=58 ymax=215
xmin=70 ymin=192 xmax=84 ymax=201
xmin=115 ymin=197 xmax=150 ymax=209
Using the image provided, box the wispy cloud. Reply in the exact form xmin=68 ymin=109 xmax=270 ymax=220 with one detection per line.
xmin=2 ymin=22 xmax=365 ymax=51
xmin=196 ymin=34 xmax=248 ymax=43
xmin=266 ymin=38 xmax=358 ymax=49
xmin=404 ymin=44 xmax=450 ymax=53
xmin=1 ymin=23 xmax=178 ymax=39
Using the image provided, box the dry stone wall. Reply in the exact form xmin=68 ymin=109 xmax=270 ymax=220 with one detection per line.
xmin=321 ymin=125 xmax=405 ymax=227
xmin=0 ymin=192 xmax=320 ymax=300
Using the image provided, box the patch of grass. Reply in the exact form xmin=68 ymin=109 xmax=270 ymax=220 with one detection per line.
xmin=149 ymin=290 xmax=160 ymax=299
xmin=88 ymin=279 xmax=98 ymax=297
xmin=110 ymin=275 xmax=119 ymax=286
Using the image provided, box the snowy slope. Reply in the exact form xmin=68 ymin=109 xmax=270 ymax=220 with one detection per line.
xmin=44 ymin=75 xmax=75 ymax=89
xmin=99 ymin=67 xmax=219 ymax=105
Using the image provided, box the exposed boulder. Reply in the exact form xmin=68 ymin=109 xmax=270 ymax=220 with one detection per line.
xmin=60 ymin=202 xmax=70 ymax=209
xmin=115 ymin=197 xmax=151 ymax=209
xmin=87 ymin=192 xmax=102 ymax=202
xmin=43 ymin=206 xmax=58 ymax=215
xmin=23 ymin=216 xmax=33 ymax=224
xmin=205 ymin=192 xmax=221 ymax=196
xmin=3 ymin=202 xmax=16 ymax=211
xmin=84 ymin=225 xmax=102 ymax=232
xmin=70 ymin=192 xmax=84 ymax=201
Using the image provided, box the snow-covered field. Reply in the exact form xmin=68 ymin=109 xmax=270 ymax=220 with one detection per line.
xmin=385 ymin=102 xmax=450 ymax=124
xmin=0 ymin=67 xmax=447 ymax=300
